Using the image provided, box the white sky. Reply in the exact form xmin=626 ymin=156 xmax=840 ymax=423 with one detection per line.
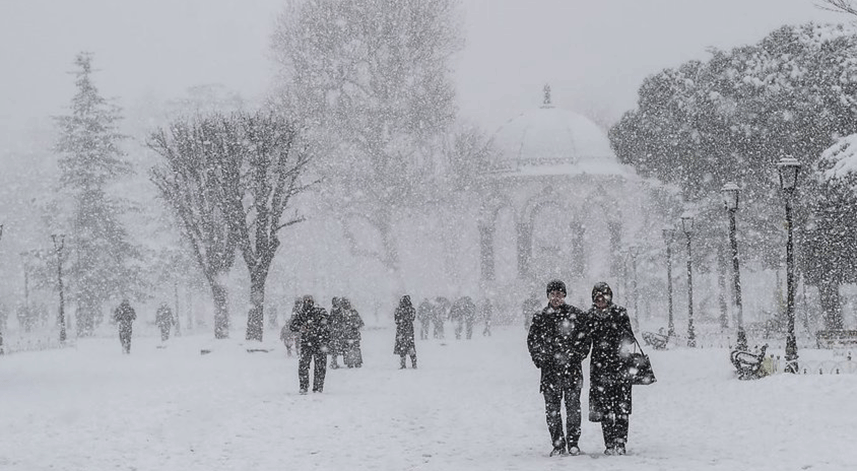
xmin=0 ymin=0 xmax=847 ymax=145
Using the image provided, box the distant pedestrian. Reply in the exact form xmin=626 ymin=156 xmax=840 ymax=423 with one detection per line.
xmin=341 ymin=298 xmax=365 ymax=368
xmin=432 ymin=296 xmax=449 ymax=339
xmin=328 ymin=297 xmax=345 ymax=369
xmin=290 ymin=295 xmax=331 ymax=394
xmin=417 ymin=298 xmax=433 ymax=340
xmin=528 ymin=280 xmax=590 ymax=457
xmin=155 ymin=302 xmax=175 ymax=342
xmin=393 ymin=295 xmax=417 ymax=369
xmin=113 ymin=299 xmax=137 ymax=354
xmin=587 ymin=281 xmax=637 ymax=456
xmin=481 ymin=298 xmax=492 ymax=337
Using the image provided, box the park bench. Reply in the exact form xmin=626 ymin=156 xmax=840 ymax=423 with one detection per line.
xmin=731 ymin=344 xmax=769 ymax=380
xmin=641 ymin=331 xmax=669 ymax=350
xmin=816 ymin=330 xmax=857 ymax=349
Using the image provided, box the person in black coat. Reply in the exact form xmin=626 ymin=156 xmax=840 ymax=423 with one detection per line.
xmin=527 ymin=280 xmax=591 ymax=457
xmin=417 ymin=298 xmax=433 ymax=340
xmin=289 ymin=295 xmax=331 ymax=394
xmin=393 ymin=295 xmax=417 ymax=369
xmin=113 ymin=299 xmax=137 ymax=354
xmin=586 ymin=282 xmax=637 ymax=456
xmin=328 ymin=297 xmax=345 ymax=369
xmin=155 ymin=302 xmax=174 ymax=342
xmin=340 ymin=297 xmax=365 ymax=368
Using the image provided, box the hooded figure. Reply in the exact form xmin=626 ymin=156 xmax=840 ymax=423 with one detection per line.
xmin=393 ymin=295 xmax=417 ymax=369
xmin=527 ymin=279 xmax=590 ymax=457
xmin=586 ymin=282 xmax=638 ymax=456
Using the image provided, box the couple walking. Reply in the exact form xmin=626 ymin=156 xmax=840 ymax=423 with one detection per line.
xmin=527 ymin=279 xmax=639 ymax=457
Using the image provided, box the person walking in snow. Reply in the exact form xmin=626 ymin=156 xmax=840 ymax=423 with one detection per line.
xmin=449 ymin=296 xmax=466 ymax=340
xmin=527 ymin=280 xmax=591 ymax=457
xmin=113 ymin=298 xmax=137 ymax=354
xmin=586 ymin=281 xmax=637 ymax=456
xmin=155 ymin=302 xmax=175 ymax=342
xmin=280 ymin=298 xmax=302 ymax=357
xmin=481 ymin=298 xmax=492 ymax=337
xmin=432 ymin=296 xmax=449 ymax=339
xmin=289 ymin=295 xmax=331 ymax=394
xmin=341 ymin=297 xmax=365 ymax=368
xmin=417 ymin=298 xmax=433 ymax=340
xmin=393 ymin=295 xmax=417 ymax=369
xmin=328 ymin=297 xmax=346 ymax=369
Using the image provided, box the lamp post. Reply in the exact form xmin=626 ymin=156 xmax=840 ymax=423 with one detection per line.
xmin=721 ymin=182 xmax=748 ymax=351
xmin=51 ymin=234 xmax=67 ymax=343
xmin=629 ymin=243 xmax=640 ymax=325
xmin=777 ymin=157 xmax=801 ymax=373
xmin=681 ymin=213 xmax=696 ymax=347
xmin=662 ymin=226 xmax=676 ymax=338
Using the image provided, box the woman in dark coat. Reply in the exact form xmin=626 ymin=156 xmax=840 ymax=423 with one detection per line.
xmin=393 ymin=295 xmax=417 ymax=369
xmin=113 ymin=299 xmax=137 ymax=354
xmin=340 ymin=297 xmax=365 ymax=368
xmin=587 ymin=282 xmax=638 ymax=456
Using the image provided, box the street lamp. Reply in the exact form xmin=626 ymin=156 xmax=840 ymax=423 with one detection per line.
xmin=629 ymin=243 xmax=640 ymax=325
xmin=51 ymin=234 xmax=67 ymax=343
xmin=662 ymin=226 xmax=676 ymax=338
xmin=777 ymin=157 xmax=801 ymax=373
xmin=681 ymin=213 xmax=696 ymax=347
xmin=721 ymin=182 xmax=748 ymax=351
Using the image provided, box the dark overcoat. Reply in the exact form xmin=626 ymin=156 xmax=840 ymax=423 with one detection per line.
xmin=393 ymin=303 xmax=416 ymax=356
xmin=587 ymin=303 xmax=636 ymax=420
xmin=290 ymin=305 xmax=331 ymax=353
xmin=527 ymin=303 xmax=591 ymax=393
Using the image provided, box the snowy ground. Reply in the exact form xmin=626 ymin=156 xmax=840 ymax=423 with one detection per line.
xmin=1 ymin=325 xmax=856 ymax=471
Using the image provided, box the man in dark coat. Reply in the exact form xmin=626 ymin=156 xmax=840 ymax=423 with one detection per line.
xmin=113 ymin=299 xmax=137 ymax=354
xmin=155 ymin=302 xmax=174 ymax=342
xmin=340 ymin=298 xmax=365 ymax=368
xmin=328 ymin=297 xmax=345 ymax=369
xmin=527 ymin=280 xmax=591 ymax=457
xmin=432 ymin=296 xmax=449 ymax=339
xmin=393 ymin=295 xmax=417 ymax=369
xmin=289 ymin=295 xmax=331 ymax=394
xmin=417 ymin=298 xmax=433 ymax=340
xmin=586 ymin=281 xmax=637 ymax=456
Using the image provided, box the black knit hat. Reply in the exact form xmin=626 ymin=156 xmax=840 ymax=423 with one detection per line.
xmin=591 ymin=282 xmax=613 ymax=302
xmin=546 ymin=279 xmax=567 ymax=297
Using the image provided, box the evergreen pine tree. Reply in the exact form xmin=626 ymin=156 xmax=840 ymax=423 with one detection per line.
xmin=54 ymin=52 xmax=141 ymax=337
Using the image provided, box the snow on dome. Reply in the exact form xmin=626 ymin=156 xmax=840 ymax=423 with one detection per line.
xmin=488 ymin=98 xmax=622 ymax=176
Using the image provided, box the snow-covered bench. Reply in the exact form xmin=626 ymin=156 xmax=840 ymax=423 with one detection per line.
xmin=731 ymin=344 xmax=769 ymax=380
xmin=641 ymin=331 xmax=669 ymax=350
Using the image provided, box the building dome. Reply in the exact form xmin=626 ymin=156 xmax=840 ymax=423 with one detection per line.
xmin=488 ymin=88 xmax=627 ymax=176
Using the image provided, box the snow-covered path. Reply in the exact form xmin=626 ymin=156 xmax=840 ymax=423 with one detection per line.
xmin=1 ymin=325 xmax=855 ymax=470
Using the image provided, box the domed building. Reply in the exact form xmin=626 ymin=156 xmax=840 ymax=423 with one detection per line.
xmin=476 ymin=85 xmax=660 ymax=307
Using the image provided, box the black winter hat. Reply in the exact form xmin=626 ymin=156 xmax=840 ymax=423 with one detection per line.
xmin=546 ymin=279 xmax=567 ymax=297
xmin=591 ymin=282 xmax=613 ymax=302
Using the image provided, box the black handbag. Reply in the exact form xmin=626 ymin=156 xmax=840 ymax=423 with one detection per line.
xmin=625 ymin=333 xmax=657 ymax=385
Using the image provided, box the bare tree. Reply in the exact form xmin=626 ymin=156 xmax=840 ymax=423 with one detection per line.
xmin=272 ymin=0 xmax=463 ymax=289
xmin=225 ymin=113 xmax=313 ymax=342
xmin=150 ymin=111 xmax=313 ymax=341
xmin=149 ymin=116 xmax=238 ymax=339
xmin=818 ymin=0 xmax=857 ymax=15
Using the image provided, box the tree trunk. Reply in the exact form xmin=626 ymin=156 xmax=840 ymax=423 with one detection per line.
xmin=818 ymin=282 xmax=844 ymax=330
xmin=211 ymin=282 xmax=230 ymax=339
xmin=245 ymin=267 xmax=267 ymax=342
